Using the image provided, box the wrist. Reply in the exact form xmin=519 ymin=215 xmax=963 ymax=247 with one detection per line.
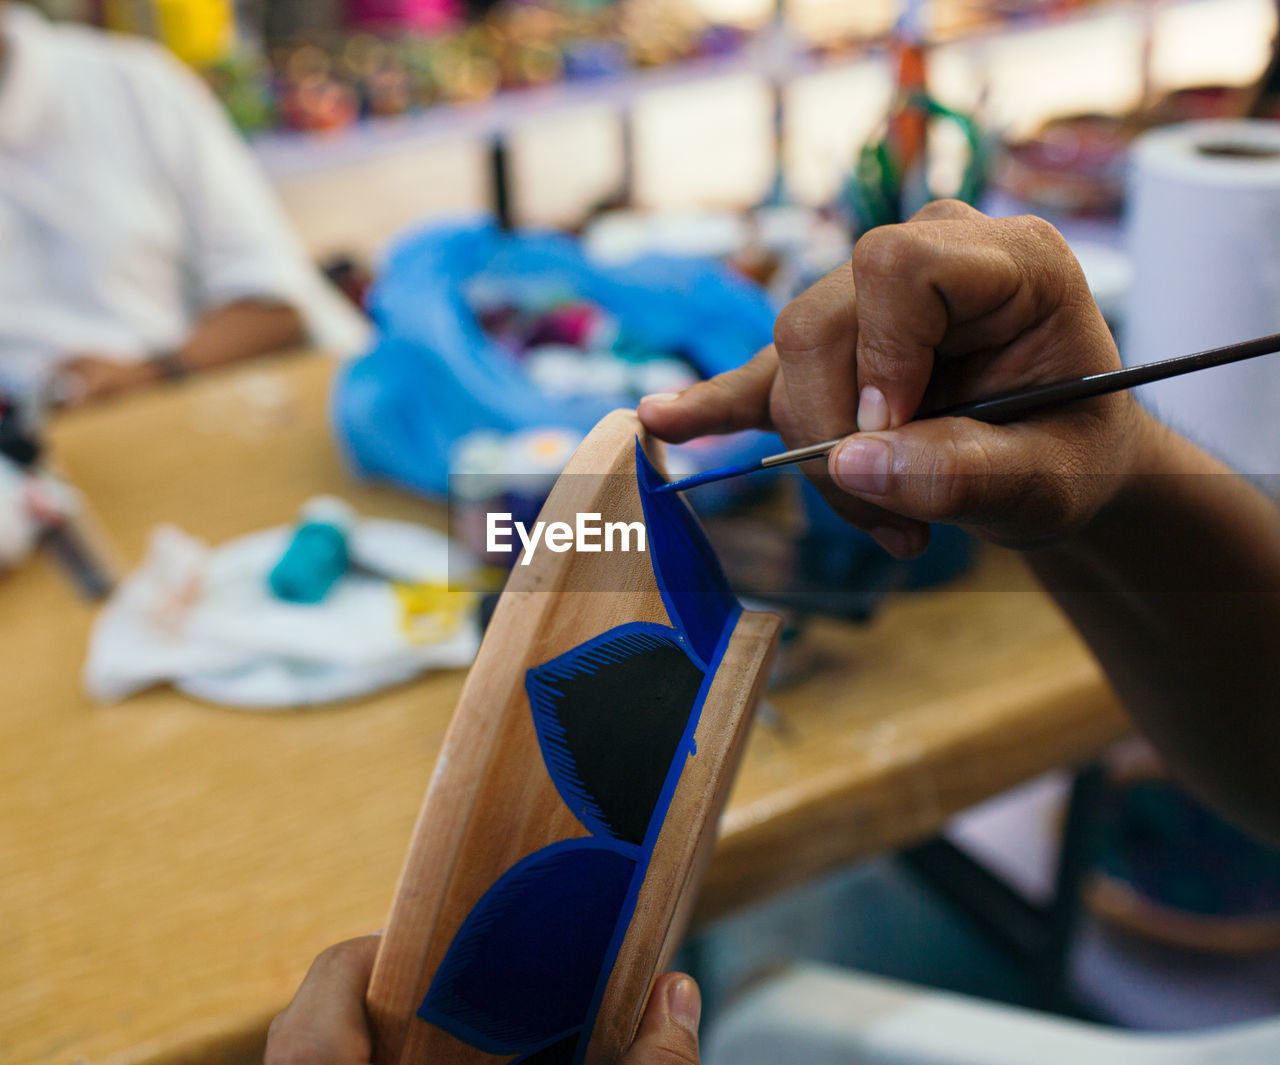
xmin=1039 ymin=406 xmax=1174 ymax=564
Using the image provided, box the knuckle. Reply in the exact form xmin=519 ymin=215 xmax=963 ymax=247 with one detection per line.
xmin=851 ymin=224 xmax=915 ymax=283
xmin=909 ymin=198 xmax=977 ymax=223
xmin=771 ymin=297 xmax=807 ymax=353
xmin=924 ymin=438 xmax=975 ymax=521
xmin=917 ymin=432 xmax=993 ymax=522
xmin=1009 ymin=213 xmax=1076 ymax=279
xmin=1000 ymin=214 xmax=1089 ymax=316
xmin=1010 ymin=212 xmax=1068 ymax=251
xmin=772 ymin=290 xmax=834 ymax=355
xmin=313 ymin=940 xmax=356 ymax=971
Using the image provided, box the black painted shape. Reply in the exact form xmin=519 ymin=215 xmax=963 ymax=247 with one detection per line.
xmin=514 ymin=1032 xmax=583 ymax=1064
xmin=527 ymin=624 xmax=706 ymax=846
xmin=419 ymin=841 xmax=636 ymax=1055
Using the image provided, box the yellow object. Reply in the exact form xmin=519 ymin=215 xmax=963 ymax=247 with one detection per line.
xmin=393 ymin=582 xmax=479 ymax=645
xmin=104 ymin=0 xmax=234 ymax=68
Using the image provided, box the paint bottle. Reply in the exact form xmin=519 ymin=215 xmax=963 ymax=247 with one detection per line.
xmin=268 ymin=497 xmax=355 ymax=605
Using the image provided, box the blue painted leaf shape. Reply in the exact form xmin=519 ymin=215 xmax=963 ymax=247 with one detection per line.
xmin=419 ymin=839 xmax=637 ymax=1056
xmin=526 ymin=622 xmax=706 ymax=846
xmin=514 ymin=1032 xmax=582 ymax=1064
xmin=636 ymin=442 xmax=739 ymax=671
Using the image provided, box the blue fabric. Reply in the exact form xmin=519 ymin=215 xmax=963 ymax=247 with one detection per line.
xmin=332 ymin=217 xmax=779 ymax=498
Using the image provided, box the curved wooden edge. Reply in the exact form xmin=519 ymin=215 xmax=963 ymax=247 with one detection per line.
xmin=586 ymin=609 xmax=782 ymax=1064
xmin=366 ymin=410 xmax=669 ymax=1064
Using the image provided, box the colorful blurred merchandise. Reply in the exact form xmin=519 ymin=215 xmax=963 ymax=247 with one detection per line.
xmin=992 ymin=86 xmax=1255 ymax=219
xmin=1147 ymin=84 xmax=1257 ymax=126
xmin=837 ymin=4 xmax=986 ymax=233
xmin=274 ymin=42 xmax=362 ymax=132
xmin=473 ymin=291 xmax=702 ymax=403
xmin=263 ymin=0 xmax=346 ymax=42
xmin=203 ymin=51 xmax=276 ymax=132
xmin=842 ymin=94 xmax=986 ymax=231
xmin=348 ymin=0 xmax=458 ymax=34
xmin=200 ymin=0 xmax=748 ymax=133
xmin=103 ymin=0 xmax=235 ymax=67
xmin=994 ymin=113 xmax=1135 ymax=217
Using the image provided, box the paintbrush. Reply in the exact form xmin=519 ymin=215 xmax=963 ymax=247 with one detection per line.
xmin=655 ymin=330 xmax=1280 ymax=494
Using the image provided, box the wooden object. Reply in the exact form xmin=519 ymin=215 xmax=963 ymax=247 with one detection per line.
xmin=366 ymin=410 xmax=781 ymax=1065
xmin=3 ymin=353 xmax=1128 ymax=1065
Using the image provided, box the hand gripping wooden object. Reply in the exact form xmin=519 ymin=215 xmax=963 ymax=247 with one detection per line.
xmin=366 ymin=410 xmax=781 ymax=1065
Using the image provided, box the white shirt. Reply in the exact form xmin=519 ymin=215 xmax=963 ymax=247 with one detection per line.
xmin=0 ymin=4 xmax=368 ymax=392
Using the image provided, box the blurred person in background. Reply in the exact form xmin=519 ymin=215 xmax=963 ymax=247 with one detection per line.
xmin=0 ymin=0 xmax=367 ymax=407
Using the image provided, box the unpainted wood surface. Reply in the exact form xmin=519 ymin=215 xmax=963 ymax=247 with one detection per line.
xmin=2 ymin=353 xmax=1129 ymax=1065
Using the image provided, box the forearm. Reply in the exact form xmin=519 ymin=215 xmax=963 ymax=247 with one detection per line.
xmin=1028 ymin=414 xmax=1280 ymax=839
xmin=177 ymin=299 xmax=306 ymax=372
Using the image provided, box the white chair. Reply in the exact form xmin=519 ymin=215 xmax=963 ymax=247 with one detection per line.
xmin=703 ymin=963 xmax=1280 ymax=1065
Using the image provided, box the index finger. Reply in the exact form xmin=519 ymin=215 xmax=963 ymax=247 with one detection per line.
xmin=770 ymin=261 xmax=860 ymax=445
xmin=638 ymin=344 xmax=777 ymax=444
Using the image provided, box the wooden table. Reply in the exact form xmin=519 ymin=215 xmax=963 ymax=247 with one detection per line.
xmin=1 ymin=353 xmax=1128 ymax=1065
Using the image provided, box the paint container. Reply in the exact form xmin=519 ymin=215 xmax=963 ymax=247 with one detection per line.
xmin=268 ymin=497 xmax=355 ymax=605
xmin=503 ymin=428 xmax=583 ymax=541
xmin=450 ymin=431 xmax=508 ymax=569
xmin=449 ymin=428 xmax=582 ymax=569
xmin=631 ymin=357 xmax=699 ymax=398
xmin=525 ymin=347 xmax=631 ymax=400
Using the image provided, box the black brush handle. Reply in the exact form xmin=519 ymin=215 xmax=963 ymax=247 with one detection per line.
xmin=930 ymin=331 xmax=1280 ymax=424
xmin=665 ymin=330 xmax=1280 ymax=491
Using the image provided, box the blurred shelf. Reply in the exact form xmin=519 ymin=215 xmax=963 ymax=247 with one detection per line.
xmin=253 ymin=31 xmax=797 ymax=177
xmin=250 ymin=0 xmax=1258 ymax=179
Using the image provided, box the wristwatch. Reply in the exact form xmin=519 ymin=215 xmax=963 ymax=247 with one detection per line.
xmin=152 ymin=350 xmax=189 ymax=382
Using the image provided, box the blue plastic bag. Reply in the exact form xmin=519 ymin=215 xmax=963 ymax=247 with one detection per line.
xmin=332 ymin=217 xmax=781 ymax=501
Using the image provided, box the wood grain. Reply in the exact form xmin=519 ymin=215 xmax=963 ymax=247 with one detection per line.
xmin=2 ymin=353 xmax=1129 ymax=1065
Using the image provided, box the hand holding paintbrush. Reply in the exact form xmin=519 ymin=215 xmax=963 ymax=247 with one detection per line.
xmin=640 ymin=201 xmax=1145 ymax=558
xmin=654 ymin=331 xmax=1280 ymax=497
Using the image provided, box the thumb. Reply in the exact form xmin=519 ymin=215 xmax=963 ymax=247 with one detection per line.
xmin=826 ymin=417 xmax=1096 ymax=547
xmin=621 ymin=973 xmax=702 ymax=1065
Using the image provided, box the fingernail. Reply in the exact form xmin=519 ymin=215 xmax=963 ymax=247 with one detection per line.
xmin=857 ymin=386 xmax=889 ymax=432
xmin=640 ymin=392 xmax=680 ymax=407
xmin=668 ymin=977 xmax=701 ymax=1032
xmin=832 ymin=437 xmax=890 ymax=496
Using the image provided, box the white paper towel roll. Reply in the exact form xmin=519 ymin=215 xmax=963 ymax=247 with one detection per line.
xmin=1124 ymin=120 xmax=1280 ymax=476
